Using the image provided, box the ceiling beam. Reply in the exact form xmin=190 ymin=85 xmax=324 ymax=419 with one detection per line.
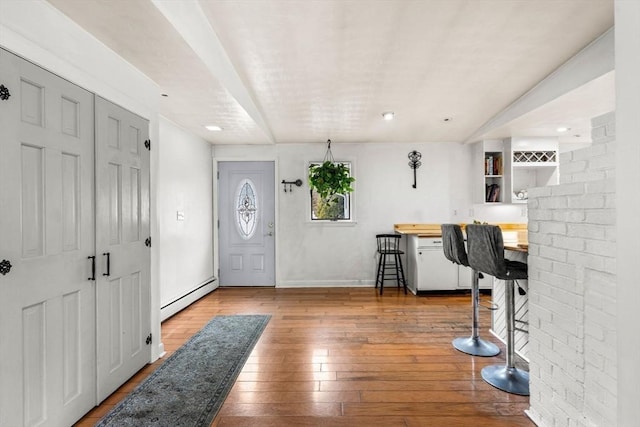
xmin=151 ymin=0 xmax=274 ymax=143
xmin=465 ymin=27 xmax=614 ymax=143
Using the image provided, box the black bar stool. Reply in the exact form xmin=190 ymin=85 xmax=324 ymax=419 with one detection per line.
xmin=375 ymin=234 xmax=407 ymax=295
xmin=466 ymin=224 xmax=529 ymax=395
xmin=441 ymin=224 xmax=500 ymax=357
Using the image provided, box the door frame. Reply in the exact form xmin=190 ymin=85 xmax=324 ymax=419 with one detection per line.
xmin=213 ymin=158 xmax=279 ymax=287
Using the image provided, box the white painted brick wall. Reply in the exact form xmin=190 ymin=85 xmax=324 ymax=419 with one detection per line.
xmin=526 ymin=111 xmax=617 ymax=427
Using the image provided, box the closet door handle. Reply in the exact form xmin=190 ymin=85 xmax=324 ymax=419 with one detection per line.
xmin=103 ymin=252 xmax=110 ymax=277
xmin=88 ymin=256 xmax=96 ymax=281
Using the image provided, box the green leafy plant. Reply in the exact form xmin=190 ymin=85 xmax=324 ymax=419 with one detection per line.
xmin=308 ymin=161 xmax=355 ymax=205
xmin=472 ymin=219 xmax=488 ymax=224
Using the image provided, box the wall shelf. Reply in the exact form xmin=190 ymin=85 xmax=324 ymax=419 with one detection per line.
xmin=473 ymin=140 xmax=505 ymax=204
xmin=504 ymin=138 xmax=559 ymax=204
xmin=473 ymin=138 xmax=559 ymax=204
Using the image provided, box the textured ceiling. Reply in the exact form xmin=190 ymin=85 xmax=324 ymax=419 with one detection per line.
xmin=46 ymin=0 xmax=614 ymax=145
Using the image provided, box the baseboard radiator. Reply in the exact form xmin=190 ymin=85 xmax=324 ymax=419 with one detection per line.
xmin=160 ymin=277 xmax=217 ymax=321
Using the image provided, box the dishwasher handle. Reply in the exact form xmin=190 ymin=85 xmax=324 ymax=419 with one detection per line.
xmin=417 ymin=238 xmax=443 ymax=247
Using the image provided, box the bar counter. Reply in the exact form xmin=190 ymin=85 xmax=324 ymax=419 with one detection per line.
xmin=394 ymin=222 xmax=529 ymax=360
xmin=394 ymin=223 xmax=528 ymax=248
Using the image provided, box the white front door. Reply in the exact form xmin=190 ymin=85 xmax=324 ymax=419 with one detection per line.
xmin=218 ymin=161 xmax=275 ymax=286
xmin=94 ymin=96 xmax=151 ymax=402
xmin=0 ymin=48 xmax=96 ymax=426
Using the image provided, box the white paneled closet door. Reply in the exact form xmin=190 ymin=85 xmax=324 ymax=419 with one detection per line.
xmin=94 ymin=96 xmax=151 ymax=403
xmin=0 ymin=49 xmax=96 ymax=426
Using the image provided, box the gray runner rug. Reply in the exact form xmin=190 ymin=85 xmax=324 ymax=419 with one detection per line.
xmin=97 ymin=314 xmax=270 ymax=427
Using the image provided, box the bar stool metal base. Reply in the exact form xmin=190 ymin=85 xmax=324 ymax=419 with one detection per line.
xmin=452 ymin=336 xmax=500 ymax=357
xmin=481 ymin=365 xmax=530 ymax=396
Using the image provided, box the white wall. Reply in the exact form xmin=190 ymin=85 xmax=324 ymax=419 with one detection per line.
xmin=214 ymin=142 xmax=525 ymax=287
xmin=615 ymin=1 xmax=640 ymax=425
xmin=526 ymin=112 xmax=617 ymax=427
xmin=158 ymin=118 xmax=215 ymax=320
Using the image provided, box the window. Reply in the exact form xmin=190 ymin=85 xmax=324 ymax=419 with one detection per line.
xmin=235 ymin=178 xmax=259 ymax=239
xmin=309 ymin=161 xmax=352 ymax=221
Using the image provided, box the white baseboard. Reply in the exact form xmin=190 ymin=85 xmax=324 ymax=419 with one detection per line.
xmin=277 ymin=279 xmax=375 ymax=288
xmin=524 ymin=409 xmax=543 ymax=426
xmin=160 ymin=278 xmax=218 ymax=321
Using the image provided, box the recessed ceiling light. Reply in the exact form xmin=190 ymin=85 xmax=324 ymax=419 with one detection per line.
xmin=382 ymin=111 xmax=395 ymax=121
xmin=556 ymin=126 xmax=571 ymax=133
xmin=205 ymin=125 xmax=223 ymax=131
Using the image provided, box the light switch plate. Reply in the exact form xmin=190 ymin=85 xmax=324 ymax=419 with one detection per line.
xmin=177 ymin=211 xmax=185 ymax=221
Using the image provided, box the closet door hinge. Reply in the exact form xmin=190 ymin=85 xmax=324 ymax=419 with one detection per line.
xmin=145 ymin=333 xmax=152 ymax=345
xmin=0 ymin=84 xmax=10 ymax=100
xmin=144 ymin=139 xmax=151 ymax=150
xmin=145 ymin=237 xmax=151 ymax=247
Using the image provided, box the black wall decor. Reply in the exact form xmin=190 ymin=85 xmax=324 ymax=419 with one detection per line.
xmin=408 ymin=150 xmax=422 ymax=188
xmin=281 ymin=179 xmax=303 ymax=192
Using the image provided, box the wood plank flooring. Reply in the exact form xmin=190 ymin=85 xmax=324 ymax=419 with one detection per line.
xmin=76 ymin=287 xmax=535 ymax=426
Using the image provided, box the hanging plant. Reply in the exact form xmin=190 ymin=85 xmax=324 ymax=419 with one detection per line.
xmin=308 ymin=140 xmax=355 ymax=206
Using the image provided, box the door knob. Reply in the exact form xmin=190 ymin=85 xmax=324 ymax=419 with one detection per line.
xmin=0 ymin=259 xmax=12 ymax=275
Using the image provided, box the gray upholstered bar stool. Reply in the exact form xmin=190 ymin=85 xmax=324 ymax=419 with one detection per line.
xmin=441 ymin=224 xmax=500 ymax=357
xmin=466 ymin=224 xmax=529 ymax=396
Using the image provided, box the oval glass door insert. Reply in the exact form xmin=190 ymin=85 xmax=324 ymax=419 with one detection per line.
xmin=235 ymin=178 xmax=259 ymax=240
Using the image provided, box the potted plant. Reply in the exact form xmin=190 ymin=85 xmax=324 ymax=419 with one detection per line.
xmin=308 ymin=140 xmax=355 ymax=219
xmin=308 ymin=160 xmax=355 ymax=203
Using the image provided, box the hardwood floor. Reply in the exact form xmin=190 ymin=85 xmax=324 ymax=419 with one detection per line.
xmin=76 ymin=287 xmax=535 ymax=426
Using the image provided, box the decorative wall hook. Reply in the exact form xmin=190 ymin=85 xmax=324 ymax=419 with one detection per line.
xmin=0 ymin=84 xmax=10 ymax=101
xmin=281 ymin=179 xmax=303 ymax=193
xmin=408 ymin=150 xmax=422 ymax=189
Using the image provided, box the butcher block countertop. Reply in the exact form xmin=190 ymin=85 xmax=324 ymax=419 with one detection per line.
xmin=393 ymin=224 xmax=444 ymax=237
xmin=394 ymin=223 xmax=528 ymax=251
